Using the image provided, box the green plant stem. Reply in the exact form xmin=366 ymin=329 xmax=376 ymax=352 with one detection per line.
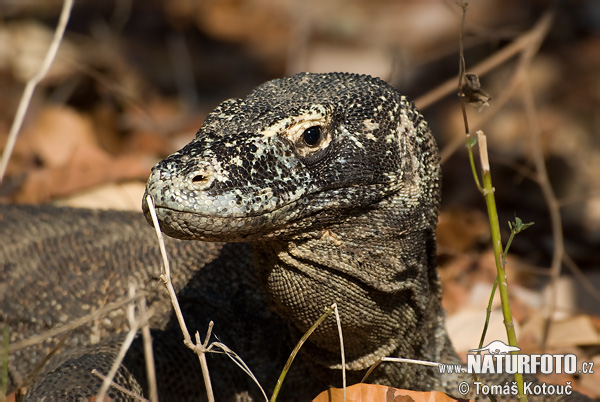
xmin=503 ymin=231 xmax=516 ymax=264
xmin=478 ymin=132 xmax=526 ymax=401
xmin=478 ymin=227 xmax=521 ymax=350
xmin=270 ymin=305 xmax=335 ymax=401
xmin=477 ymin=278 xmax=498 ymax=351
xmin=1 ymin=325 xmax=8 ymax=402
xmin=467 ymin=135 xmax=483 ymax=193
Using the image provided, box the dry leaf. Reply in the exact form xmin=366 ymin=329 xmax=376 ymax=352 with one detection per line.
xmin=313 ymin=383 xmax=469 ymax=402
xmin=26 ymin=105 xmax=97 ymax=168
xmin=15 ymin=141 xmax=150 ymax=203
xmin=55 ymin=181 xmax=146 ymax=211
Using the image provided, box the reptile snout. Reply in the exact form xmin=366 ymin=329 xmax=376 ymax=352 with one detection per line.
xmin=147 ymin=153 xmax=219 ymax=195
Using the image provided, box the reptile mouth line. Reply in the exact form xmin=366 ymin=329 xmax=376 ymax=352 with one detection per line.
xmin=150 ymin=181 xmax=391 ymax=223
xmin=150 ymin=197 xmax=297 ymax=220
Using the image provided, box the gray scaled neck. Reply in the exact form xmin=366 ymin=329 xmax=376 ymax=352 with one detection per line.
xmin=251 ymin=194 xmax=446 ymax=371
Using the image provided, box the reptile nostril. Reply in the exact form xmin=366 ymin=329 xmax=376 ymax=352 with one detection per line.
xmin=190 ymin=170 xmax=215 ymax=190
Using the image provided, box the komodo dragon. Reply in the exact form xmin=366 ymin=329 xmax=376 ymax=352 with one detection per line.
xmin=1 ymin=72 xmax=586 ymax=400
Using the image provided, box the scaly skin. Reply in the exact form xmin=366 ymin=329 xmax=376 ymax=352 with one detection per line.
xmin=3 ymin=73 xmax=587 ymax=400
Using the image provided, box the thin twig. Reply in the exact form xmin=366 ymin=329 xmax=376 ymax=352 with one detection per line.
xmin=96 ymin=284 xmax=145 ymax=401
xmin=138 ymin=296 xmax=158 ymax=402
xmin=145 ymin=194 xmax=215 ymax=402
xmin=414 ymin=10 xmax=553 ymax=111
xmin=17 ymin=331 xmax=72 ymax=396
xmin=332 ymin=304 xmax=346 ymax=402
xmin=208 ymin=340 xmax=268 ymax=401
xmin=8 ymin=294 xmax=145 ymax=352
xmin=195 ymin=331 xmax=214 ymax=401
xmin=270 ymin=304 xmax=336 ymax=402
xmin=437 ymin=9 xmax=554 ymax=164
xmin=0 ymin=0 xmax=74 ymax=182
xmin=92 ymin=369 xmax=149 ymax=401
xmin=361 ymin=356 xmax=442 ymax=383
xmin=520 ymin=79 xmax=564 ymax=349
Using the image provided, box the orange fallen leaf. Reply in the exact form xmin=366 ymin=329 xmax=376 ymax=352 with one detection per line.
xmin=313 ymin=383 xmax=470 ymax=402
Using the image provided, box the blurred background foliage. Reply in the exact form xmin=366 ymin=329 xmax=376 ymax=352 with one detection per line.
xmin=1 ymin=0 xmax=599 ymax=396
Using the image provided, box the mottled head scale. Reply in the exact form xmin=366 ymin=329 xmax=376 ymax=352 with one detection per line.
xmin=144 ymin=72 xmax=440 ymax=241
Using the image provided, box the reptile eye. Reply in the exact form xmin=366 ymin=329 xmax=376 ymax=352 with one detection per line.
xmin=302 ymin=126 xmax=322 ymax=147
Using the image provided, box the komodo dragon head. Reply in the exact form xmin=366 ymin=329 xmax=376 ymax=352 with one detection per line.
xmin=143 ymin=72 xmax=440 ymax=242
xmin=142 ymin=72 xmax=446 ymax=386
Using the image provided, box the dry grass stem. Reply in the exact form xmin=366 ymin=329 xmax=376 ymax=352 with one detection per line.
xmin=414 ymin=9 xmax=552 ymax=112
xmin=92 ymin=369 xmax=149 ymax=401
xmin=437 ymin=9 xmax=553 ymax=163
xmin=0 ymin=0 xmax=74 ymax=182
xmin=270 ymin=304 xmax=336 ymax=401
xmin=145 ymin=194 xmax=194 ymax=347
xmin=195 ymin=331 xmax=214 ymax=401
xmin=332 ymin=304 xmax=346 ymax=402
xmin=361 ymin=356 xmax=442 ymax=383
xmin=146 ymin=194 xmax=267 ymax=401
xmin=519 ymin=79 xmax=566 ymax=348
xmin=8 ymin=293 xmax=145 ymax=352
xmin=208 ymin=340 xmax=268 ymax=401
xmin=96 ymin=284 xmax=147 ymax=401
xmin=17 ymin=331 xmax=71 ymax=397
xmin=476 ymin=131 xmax=490 ymax=174
xmin=145 ymin=194 xmax=215 ymax=402
xmin=138 ymin=296 xmax=158 ymax=402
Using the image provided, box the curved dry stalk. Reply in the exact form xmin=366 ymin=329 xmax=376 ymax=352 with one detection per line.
xmin=270 ymin=304 xmax=336 ymax=402
xmin=438 ymin=9 xmax=553 ymax=163
xmin=361 ymin=356 xmax=441 ymax=384
xmin=9 ymin=293 xmax=145 ymax=353
xmin=92 ymin=369 xmax=149 ymax=402
xmin=0 ymin=0 xmax=74 ymax=182
xmin=207 ymin=340 xmax=268 ymax=401
xmin=145 ymin=194 xmax=215 ymax=402
xmin=519 ymin=79 xmax=565 ymax=349
xmin=96 ymin=284 xmax=148 ymax=401
xmin=414 ymin=9 xmax=553 ymax=112
xmin=138 ymin=295 xmax=158 ymax=401
xmin=333 ymin=304 xmax=346 ymax=402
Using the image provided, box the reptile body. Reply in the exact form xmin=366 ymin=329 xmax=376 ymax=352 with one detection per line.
xmin=1 ymin=73 xmax=586 ymax=400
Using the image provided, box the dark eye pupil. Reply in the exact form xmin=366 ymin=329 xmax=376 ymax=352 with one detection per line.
xmin=303 ymin=126 xmax=322 ymax=146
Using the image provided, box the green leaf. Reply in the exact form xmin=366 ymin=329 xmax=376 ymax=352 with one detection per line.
xmin=509 ymin=216 xmax=534 ymax=234
xmin=466 ymin=135 xmax=478 ymax=149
